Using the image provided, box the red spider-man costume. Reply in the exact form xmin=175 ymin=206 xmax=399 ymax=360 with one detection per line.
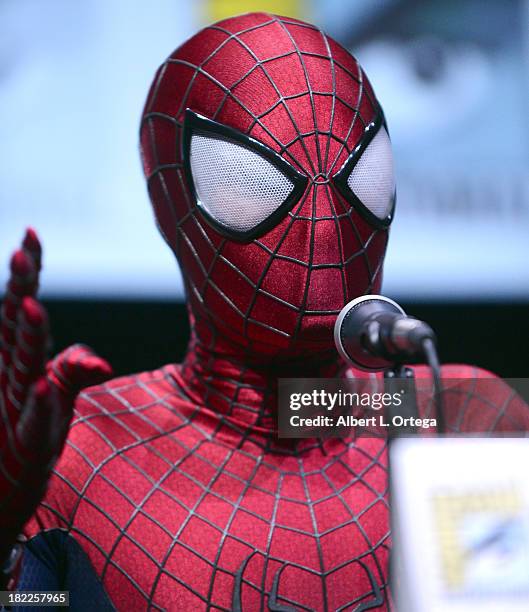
xmin=1 ymin=12 xmax=528 ymax=611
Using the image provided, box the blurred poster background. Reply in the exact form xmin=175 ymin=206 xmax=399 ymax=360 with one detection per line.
xmin=1 ymin=0 xmax=528 ymax=300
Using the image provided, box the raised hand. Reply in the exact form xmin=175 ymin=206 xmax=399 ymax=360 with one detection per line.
xmin=0 ymin=229 xmax=112 ymax=574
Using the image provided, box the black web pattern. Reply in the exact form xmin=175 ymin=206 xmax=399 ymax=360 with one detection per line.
xmin=27 ymin=361 xmax=529 ymax=610
xmin=33 ymin=15 xmax=388 ymax=611
xmin=26 ymin=13 xmax=529 ymax=612
xmin=24 ymin=16 xmax=529 ymax=612
xmin=30 ymin=365 xmax=390 ymax=611
xmin=141 ymin=13 xmax=389 ymax=353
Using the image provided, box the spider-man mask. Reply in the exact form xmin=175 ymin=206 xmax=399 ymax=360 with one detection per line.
xmin=140 ymin=13 xmax=394 ymax=362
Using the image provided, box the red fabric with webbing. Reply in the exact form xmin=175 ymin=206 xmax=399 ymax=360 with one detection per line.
xmin=2 ymin=12 xmax=527 ymax=610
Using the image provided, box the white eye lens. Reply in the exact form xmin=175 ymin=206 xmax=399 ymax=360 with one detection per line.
xmin=190 ymin=134 xmax=295 ymax=233
xmin=346 ymin=127 xmax=395 ymax=220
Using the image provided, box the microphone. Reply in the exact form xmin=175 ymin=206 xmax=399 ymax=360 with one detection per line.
xmin=334 ymin=295 xmax=437 ymax=371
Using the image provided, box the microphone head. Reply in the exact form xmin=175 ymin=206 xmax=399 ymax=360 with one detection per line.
xmin=334 ymin=295 xmax=406 ymax=371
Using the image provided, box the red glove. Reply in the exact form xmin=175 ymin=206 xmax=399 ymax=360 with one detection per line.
xmin=0 ymin=229 xmax=112 ymax=583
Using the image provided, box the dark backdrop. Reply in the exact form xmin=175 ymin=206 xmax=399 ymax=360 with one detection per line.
xmin=41 ymin=300 xmax=528 ymax=378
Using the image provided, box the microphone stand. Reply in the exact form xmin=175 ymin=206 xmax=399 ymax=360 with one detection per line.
xmin=383 ymin=344 xmax=446 ymax=441
xmin=384 ymin=365 xmax=417 ymax=610
xmin=384 ymin=357 xmax=444 ymax=610
xmin=384 ymin=365 xmax=418 ymax=440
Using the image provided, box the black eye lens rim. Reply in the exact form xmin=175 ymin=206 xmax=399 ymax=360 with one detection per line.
xmin=182 ymin=109 xmax=309 ymax=243
xmin=333 ymin=111 xmax=396 ymax=229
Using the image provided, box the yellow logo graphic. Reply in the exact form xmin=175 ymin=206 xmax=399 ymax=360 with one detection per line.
xmin=203 ymin=0 xmax=305 ymax=23
xmin=433 ymin=487 xmax=529 ymax=597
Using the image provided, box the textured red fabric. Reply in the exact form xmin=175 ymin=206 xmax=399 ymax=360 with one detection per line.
xmin=0 ymin=230 xmax=111 ymax=565
xmin=24 ymin=364 xmax=529 ymax=610
xmin=20 ymin=12 xmax=529 ymax=611
xmin=140 ymin=12 xmax=386 ymax=360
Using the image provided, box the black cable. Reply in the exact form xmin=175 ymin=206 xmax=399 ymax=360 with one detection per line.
xmin=422 ymin=337 xmax=445 ymax=434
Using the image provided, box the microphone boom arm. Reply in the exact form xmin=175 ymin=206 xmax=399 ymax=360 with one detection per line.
xmin=334 ymin=295 xmax=445 ymax=433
